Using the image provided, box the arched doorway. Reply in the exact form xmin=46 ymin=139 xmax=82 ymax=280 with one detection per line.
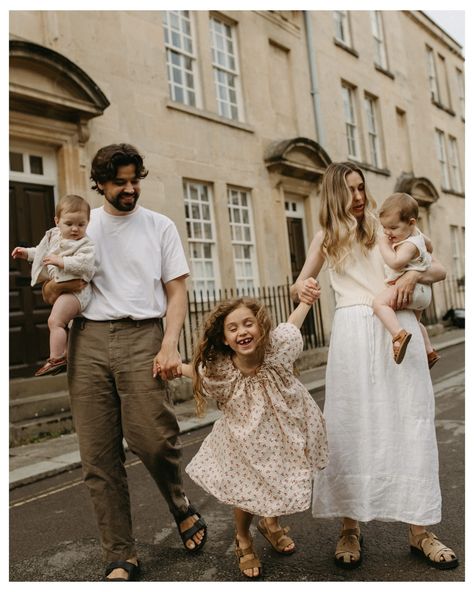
xmin=264 ymin=137 xmax=332 ymax=347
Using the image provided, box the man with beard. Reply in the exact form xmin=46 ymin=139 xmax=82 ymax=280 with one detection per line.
xmin=42 ymin=144 xmax=207 ymax=581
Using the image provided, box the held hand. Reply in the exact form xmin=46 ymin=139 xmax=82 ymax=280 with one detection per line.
xmin=296 ymin=277 xmax=320 ymax=305
xmin=153 ymin=344 xmax=183 ymax=381
xmin=11 ymin=247 xmax=28 ymax=260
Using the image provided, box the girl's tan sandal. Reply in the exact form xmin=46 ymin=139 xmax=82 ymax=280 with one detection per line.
xmin=409 ymin=528 xmax=458 ymax=570
xmin=335 ymin=526 xmax=363 ymax=569
xmin=257 ymin=518 xmax=295 ymax=554
xmin=235 ymin=536 xmax=262 ymax=579
xmin=392 ymin=329 xmax=412 ymax=364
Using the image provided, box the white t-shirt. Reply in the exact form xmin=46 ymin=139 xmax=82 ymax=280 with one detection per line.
xmin=82 ymin=206 xmax=189 ymax=320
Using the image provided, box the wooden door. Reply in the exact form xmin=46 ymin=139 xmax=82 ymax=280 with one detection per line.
xmin=10 ymin=181 xmax=55 ymax=378
xmin=286 ymin=217 xmax=307 ymax=283
xmin=286 ymin=215 xmax=319 ymax=345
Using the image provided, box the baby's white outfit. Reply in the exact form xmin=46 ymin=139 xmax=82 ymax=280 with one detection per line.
xmin=384 ymin=230 xmax=432 ymax=311
xmin=27 ymin=227 xmax=95 ymax=311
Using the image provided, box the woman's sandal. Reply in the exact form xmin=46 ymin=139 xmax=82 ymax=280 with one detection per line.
xmin=257 ymin=518 xmax=295 ymax=554
xmin=172 ymin=502 xmax=207 ymax=553
xmin=104 ymin=559 xmax=140 ymax=581
xmin=235 ymin=536 xmax=262 ymax=579
xmin=392 ymin=329 xmax=412 ymax=364
xmin=409 ymin=528 xmax=458 ymax=570
xmin=335 ymin=526 xmax=363 ymax=569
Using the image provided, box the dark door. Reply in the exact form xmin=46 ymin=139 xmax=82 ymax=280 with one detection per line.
xmin=286 ymin=215 xmax=321 ymax=347
xmin=286 ymin=217 xmax=307 ymax=282
xmin=10 ymin=181 xmax=55 ymax=378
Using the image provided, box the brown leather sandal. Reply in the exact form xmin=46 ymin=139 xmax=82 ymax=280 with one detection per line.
xmin=427 ymin=350 xmax=441 ymax=369
xmin=409 ymin=528 xmax=458 ymax=570
xmin=235 ymin=536 xmax=262 ymax=579
xmin=257 ymin=518 xmax=295 ymax=554
xmin=35 ymin=356 xmax=67 ymax=377
xmin=335 ymin=526 xmax=363 ymax=569
xmin=392 ymin=329 xmax=412 ymax=364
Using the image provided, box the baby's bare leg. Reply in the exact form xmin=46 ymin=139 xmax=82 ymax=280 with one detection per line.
xmin=373 ymin=286 xmax=403 ymax=337
xmin=415 ymin=310 xmax=433 ymax=354
xmin=48 ymin=293 xmax=81 ymax=358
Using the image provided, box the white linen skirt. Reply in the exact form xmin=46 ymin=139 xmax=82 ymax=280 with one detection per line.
xmin=312 ymin=305 xmax=441 ymax=525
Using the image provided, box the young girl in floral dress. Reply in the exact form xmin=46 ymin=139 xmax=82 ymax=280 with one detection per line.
xmin=182 ymin=296 xmax=328 ymax=578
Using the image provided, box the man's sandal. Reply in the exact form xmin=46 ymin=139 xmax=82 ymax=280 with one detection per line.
xmin=392 ymin=330 xmax=412 ymax=364
xmin=104 ymin=559 xmax=140 ymax=581
xmin=172 ymin=502 xmax=207 ymax=553
xmin=257 ymin=518 xmax=295 ymax=554
xmin=335 ymin=526 xmax=363 ymax=569
xmin=235 ymin=536 xmax=262 ymax=579
xmin=409 ymin=528 xmax=458 ymax=570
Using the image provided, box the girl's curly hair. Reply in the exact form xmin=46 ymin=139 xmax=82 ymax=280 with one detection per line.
xmin=191 ymin=298 xmax=272 ymax=416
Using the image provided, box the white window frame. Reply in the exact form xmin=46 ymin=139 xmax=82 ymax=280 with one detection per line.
xmin=9 ymin=143 xmax=58 ymax=197
xmin=209 ymin=15 xmax=243 ymax=121
xmin=435 ymin=129 xmax=450 ymax=189
xmin=426 ymin=46 xmax=440 ymax=103
xmin=456 ymin=67 xmax=465 ymax=118
xmin=448 ymin=136 xmax=462 ymax=192
xmin=438 ymin=53 xmax=452 ymax=109
xmin=333 ymin=11 xmax=351 ymax=46
xmin=370 ymin=11 xmax=388 ymax=70
xmin=227 ymin=187 xmax=258 ymax=292
xmin=449 ymin=225 xmax=464 ymax=281
xmin=163 ymin=10 xmax=200 ymax=108
xmin=341 ymin=84 xmax=360 ymax=159
xmin=183 ymin=180 xmax=220 ymax=294
xmin=364 ymin=94 xmax=381 ymax=168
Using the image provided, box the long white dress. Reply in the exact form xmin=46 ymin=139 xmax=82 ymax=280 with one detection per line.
xmin=186 ymin=323 xmax=328 ymax=516
xmin=312 ymin=245 xmax=441 ymax=525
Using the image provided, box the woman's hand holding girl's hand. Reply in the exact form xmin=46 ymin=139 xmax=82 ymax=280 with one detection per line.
xmin=297 ymin=277 xmax=320 ymax=305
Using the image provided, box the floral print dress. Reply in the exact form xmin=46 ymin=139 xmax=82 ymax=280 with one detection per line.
xmin=185 ymin=322 xmax=328 ymax=516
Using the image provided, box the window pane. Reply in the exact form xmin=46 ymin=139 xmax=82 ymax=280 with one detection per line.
xmin=29 ymin=155 xmax=44 ymax=175
xmin=9 ymin=152 xmax=24 ymax=172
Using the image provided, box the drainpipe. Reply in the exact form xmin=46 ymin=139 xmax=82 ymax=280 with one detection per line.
xmin=303 ymin=11 xmax=324 ymax=146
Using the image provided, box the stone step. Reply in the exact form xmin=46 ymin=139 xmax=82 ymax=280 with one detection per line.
xmin=10 ymin=374 xmax=68 ymax=400
xmin=10 ymin=411 xmax=75 ymax=447
xmin=9 ymin=390 xmax=70 ymax=423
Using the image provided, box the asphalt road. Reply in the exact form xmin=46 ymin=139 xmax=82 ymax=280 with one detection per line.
xmin=9 ymin=343 xmax=465 ymax=583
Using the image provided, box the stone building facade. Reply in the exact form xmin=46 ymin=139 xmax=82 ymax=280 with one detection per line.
xmin=9 ymin=10 xmax=464 ymax=377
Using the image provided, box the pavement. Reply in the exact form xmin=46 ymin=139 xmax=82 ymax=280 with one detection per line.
xmin=9 ymin=327 xmax=465 ymax=490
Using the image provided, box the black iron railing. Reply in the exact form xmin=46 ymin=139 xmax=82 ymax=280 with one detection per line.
xmin=178 ymin=281 xmax=325 ymax=362
xmin=177 ymin=275 xmax=463 ymax=361
xmin=422 ymin=274 xmax=465 ymax=326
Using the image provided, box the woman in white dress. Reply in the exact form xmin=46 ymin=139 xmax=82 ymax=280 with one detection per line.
xmin=291 ymin=162 xmax=458 ymax=571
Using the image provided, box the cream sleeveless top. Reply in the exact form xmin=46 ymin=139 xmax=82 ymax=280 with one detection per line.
xmin=328 ymin=242 xmax=386 ymax=308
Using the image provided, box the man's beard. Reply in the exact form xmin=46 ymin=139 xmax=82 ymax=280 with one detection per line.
xmin=106 ymin=192 xmax=139 ymax=212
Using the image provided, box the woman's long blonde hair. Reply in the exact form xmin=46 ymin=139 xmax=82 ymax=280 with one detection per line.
xmin=319 ymin=162 xmax=378 ymax=271
xmin=191 ymin=298 xmax=272 ymax=416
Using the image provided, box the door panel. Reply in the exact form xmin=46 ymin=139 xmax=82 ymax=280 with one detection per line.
xmin=9 ymin=182 xmax=55 ymax=378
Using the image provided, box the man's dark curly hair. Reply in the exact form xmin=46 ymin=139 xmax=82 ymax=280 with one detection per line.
xmin=90 ymin=143 xmax=149 ymax=194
